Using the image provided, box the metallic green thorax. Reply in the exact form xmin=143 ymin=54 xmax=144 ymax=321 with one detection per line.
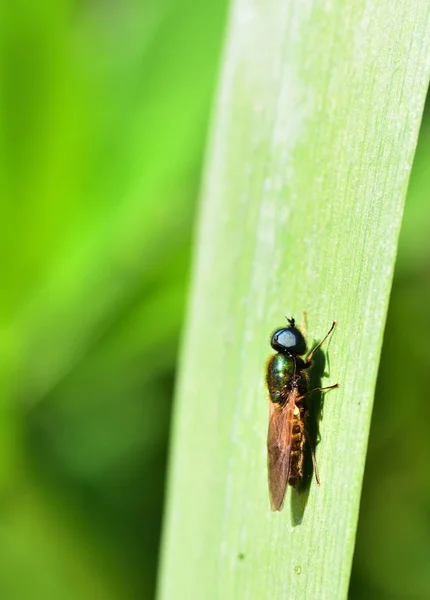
xmin=266 ymin=354 xmax=295 ymax=404
xmin=267 ymin=353 xmax=308 ymax=404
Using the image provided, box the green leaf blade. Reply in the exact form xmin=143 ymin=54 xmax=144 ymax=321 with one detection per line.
xmin=159 ymin=2 xmax=430 ymax=599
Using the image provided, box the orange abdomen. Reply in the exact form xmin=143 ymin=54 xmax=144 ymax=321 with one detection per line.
xmin=288 ymin=409 xmax=305 ymax=487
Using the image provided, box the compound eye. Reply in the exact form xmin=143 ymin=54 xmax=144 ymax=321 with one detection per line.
xmin=270 ymin=327 xmax=306 ymax=355
xmin=273 ymin=329 xmax=296 ymax=349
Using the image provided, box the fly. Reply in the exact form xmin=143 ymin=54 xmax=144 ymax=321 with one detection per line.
xmin=266 ymin=316 xmax=338 ymax=511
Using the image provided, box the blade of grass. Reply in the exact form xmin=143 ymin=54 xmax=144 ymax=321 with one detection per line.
xmin=159 ymin=2 xmax=430 ymax=599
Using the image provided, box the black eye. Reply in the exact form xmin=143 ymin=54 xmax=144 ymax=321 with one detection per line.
xmin=270 ymin=327 xmax=306 ymax=355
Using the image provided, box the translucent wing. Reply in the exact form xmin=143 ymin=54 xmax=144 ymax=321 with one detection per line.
xmin=267 ymin=395 xmax=295 ymax=511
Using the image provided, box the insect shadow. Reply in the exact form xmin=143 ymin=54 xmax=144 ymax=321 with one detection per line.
xmin=290 ymin=341 xmax=332 ymax=526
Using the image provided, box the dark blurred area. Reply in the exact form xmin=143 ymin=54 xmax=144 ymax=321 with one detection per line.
xmin=1 ymin=1 xmax=227 ymax=598
xmin=2 ymin=2 xmax=430 ymax=599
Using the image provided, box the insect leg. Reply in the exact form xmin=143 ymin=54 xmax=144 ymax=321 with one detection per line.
xmin=301 ymin=310 xmax=308 ymax=337
xmin=300 ymin=383 xmax=338 ymax=484
xmin=300 ymin=383 xmax=339 ymax=399
xmin=303 ymin=416 xmax=321 ymax=486
xmin=306 ymin=320 xmax=337 ymax=364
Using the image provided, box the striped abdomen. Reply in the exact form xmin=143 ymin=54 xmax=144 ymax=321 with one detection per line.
xmin=288 ymin=406 xmax=305 ymax=487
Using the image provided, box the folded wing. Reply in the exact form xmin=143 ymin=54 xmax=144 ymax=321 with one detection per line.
xmin=267 ymin=399 xmax=294 ymax=511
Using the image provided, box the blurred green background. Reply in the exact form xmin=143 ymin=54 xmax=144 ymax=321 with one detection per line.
xmin=1 ymin=2 xmax=429 ymax=599
xmin=1 ymin=1 xmax=228 ymax=598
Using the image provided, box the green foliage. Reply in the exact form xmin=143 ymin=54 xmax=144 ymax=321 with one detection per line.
xmin=159 ymin=3 xmax=430 ymax=600
xmin=0 ymin=1 xmax=227 ymax=598
xmin=350 ymin=104 xmax=430 ymax=600
xmin=3 ymin=0 xmax=430 ymax=598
